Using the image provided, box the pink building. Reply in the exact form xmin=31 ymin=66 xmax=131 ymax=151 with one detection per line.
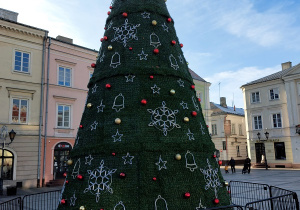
xmin=40 ymin=36 xmax=97 ymax=186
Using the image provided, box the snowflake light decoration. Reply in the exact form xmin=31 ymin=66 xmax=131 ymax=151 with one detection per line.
xmin=148 ymin=101 xmax=181 ymax=136
xmin=84 ymin=160 xmax=117 ymax=203
xmin=200 ymin=159 xmax=221 ymax=198
xmin=111 ymin=19 xmax=140 ymax=47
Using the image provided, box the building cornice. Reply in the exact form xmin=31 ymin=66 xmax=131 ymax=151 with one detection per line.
xmin=0 ymin=24 xmax=44 ymax=38
xmin=6 ymin=87 xmax=36 ymax=99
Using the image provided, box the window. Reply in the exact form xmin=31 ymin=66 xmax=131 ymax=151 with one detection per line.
xmin=11 ymin=98 xmax=28 ymax=124
xmin=212 ymin=124 xmax=217 ymax=135
xmin=270 ymin=88 xmax=279 ymax=100
xmin=238 ymin=124 xmax=243 ymax=135
xmin=0 ymin=149 xmax=14 ymax=180
xmin=236 ymin=146 xmax=240 ymax=157
xmin=251 ymin=92 xmax=260 ymax=103
xmin=58 ymin=66 xmax=72 ymax=87
xmin=274 ymin=142 xmax=286 ymax=160
xmin=57 ymin=105 xmax=71 ymax=128
xmin=273 ymin=114 xmax=282 ymax=128
xmin=231 ymin=123 xmax=236 ymax=134
xmin=222 ymin=141 xmax=227 ymax=150
xmin=14 ymin=51 xmax=30 ymax=73
xmin=253 ymin=116 xmax=262 ymax=130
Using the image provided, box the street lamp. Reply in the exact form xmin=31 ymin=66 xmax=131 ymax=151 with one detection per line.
xmin=0 ymin=126 xmax=16 ymax=179
xmin=257 ymin=131 xmax=269 ymax=170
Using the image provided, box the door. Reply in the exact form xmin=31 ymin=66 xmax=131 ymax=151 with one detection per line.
xmin=255 ymin=143 xmax=264 ymax=163
xmin=53 ymin=142 xmax=72 ymax=179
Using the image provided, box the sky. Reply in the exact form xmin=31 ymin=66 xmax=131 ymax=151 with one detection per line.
xmin=1 ymin=0 xmax=300 ymax=108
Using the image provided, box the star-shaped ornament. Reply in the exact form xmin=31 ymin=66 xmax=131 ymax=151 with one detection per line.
xmin=112 ymin=129 xmax=123 ymax=142
xmin=155 ymin=155 xmax=167 ymax=171
xmin=99 ymin=53 xmax=105 ymax=63
xmin=141 ymin=11 xmax=150 ymax=19
xmin=125 ymin=74 xmax=135 ymax=82
xmin=92 ymin=84 xmax=98 ymax=93
xmin=161 ymin=23 xmax=169 ymax=32
xmin=85 ymin=155 xmax=94 ymax=165
xmin=70 ymin=192 xmax=77 ymax=206
xmin=196 ymin=198 xmax=206 ymax=209
xmin=138 ymin=49 xmax=148 ymax=60
xmin=90 ymin=121 xmax=98 ymax=131
xmin=177 ymin=79 xmax=184 ymax=87
xmin=180 ymin=101 xmax=189 ymax=109
xmin=178 ymin=55 xmax=184 ymax=64
xmin=122 ymin=153 xmax=134 ymax=165
xmin=187 ymin=129 xmax=195 ymax=141
xmin=151 ymin=84 xmax=160 ymax=94
xmin=97 ymin=100 xmax=105 ymax=113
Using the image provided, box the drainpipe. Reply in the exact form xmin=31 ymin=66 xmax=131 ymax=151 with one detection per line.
xmin=42 ymin=37 xmax=51 ymax=187
xmin=37 ymin=31 xmax=48 ymax=188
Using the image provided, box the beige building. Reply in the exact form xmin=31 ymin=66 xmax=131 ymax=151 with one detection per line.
xmin=241 ymin=62 xmax=300 ymax=168
xmin=0 ymin=9 xmax=47 ymax=187
xmin=210 ymin=97 xmax=247 ymax=165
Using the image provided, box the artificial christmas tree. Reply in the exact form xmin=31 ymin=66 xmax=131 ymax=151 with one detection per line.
xmin=58 ymin=0 xmax=230 ymax=209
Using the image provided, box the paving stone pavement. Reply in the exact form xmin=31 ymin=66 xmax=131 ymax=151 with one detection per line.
xmin=221 ymin=166 xmax=300 ymax=198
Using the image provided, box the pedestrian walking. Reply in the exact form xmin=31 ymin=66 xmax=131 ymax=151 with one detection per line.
xmin=245 ymin=157 xmax=251 ymax=174
xmin=229 ymin=157 xmax=236 ymax=173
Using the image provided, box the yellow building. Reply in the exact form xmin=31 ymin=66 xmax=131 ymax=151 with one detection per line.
xmin=0 ymin=8 xmax=47 ymax=188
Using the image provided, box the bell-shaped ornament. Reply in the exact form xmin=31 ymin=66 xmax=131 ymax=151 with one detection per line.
xmin=185 ymin=150 xmax=198 ymax=172
xmin=114 ymin=201 xmax=125 ymax=210
xmin=110 ymin=52 xmax=121 ymax=68
xmin=150 ymin=32 xmax=161 ymax=48
xmin=155 ymin=195 xmax=169 ymax=210
xmin=112 ymin=93 xmax=125 ymax=112
xmin=169 ymin=54 xmax=179 ymax=70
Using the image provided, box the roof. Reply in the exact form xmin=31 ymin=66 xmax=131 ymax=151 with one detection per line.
xmin=50 ymin=37 xmax=98 ymax=53
xmin=189 ymin=68 xmax=208 ymax=82
xmin=211 ymin=102 xmax=244 ymax=116
xmin=241 ymin=62 xmax=300 ymax=87
xmin=0 ymin=17 xmax=48 ymax=33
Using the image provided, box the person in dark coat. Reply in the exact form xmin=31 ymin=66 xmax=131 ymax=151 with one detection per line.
xmin=245 ymin=157 xmax=251 ymax=174
xmin=229 ymin=157 xmax=236 ymax=173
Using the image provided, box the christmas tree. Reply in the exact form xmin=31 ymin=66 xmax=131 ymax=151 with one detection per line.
xmin=58 ymin=0 xmax=230 ymax=209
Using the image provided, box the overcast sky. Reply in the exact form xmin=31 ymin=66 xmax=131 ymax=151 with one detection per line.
xmin=1 ymin=0 xmax=300 ymax=108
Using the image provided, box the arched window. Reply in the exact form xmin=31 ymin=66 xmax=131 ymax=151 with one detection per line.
xmin=0 ymin=149 xmax=14 ymax=180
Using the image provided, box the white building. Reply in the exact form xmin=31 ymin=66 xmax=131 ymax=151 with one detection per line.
xmin=210 ymin=97 xmax=247 ymax=165
xmin=241 ymin=62 xmax=300 ymax=168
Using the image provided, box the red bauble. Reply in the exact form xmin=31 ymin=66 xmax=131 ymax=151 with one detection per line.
xmin=107 ymin=11 xmax=111 ymax=15
xmin=153 ymin=49 xmax=159 ymax=54
xmin=63 ymin=172 xmax=67 ymax=177
xmin=191 ymin=111 xmax=197 ymax=117
xmin=103 ymin=36 xmax=108 ymax=41
xmin=207 ymin=125 xmax=209 ymax=128
xmin=91 ymin=63 xmax=96 ymax=68
xmin=122 ymin=12 xmax=128 ymax=17
xmin=191 ymin=85 xmax=195 ymax=89
xmin=77 ymin=174 xmax=83 ymax=180
xmin=184 ymin=192 xmax=191 ymax=198
xmin=180 ymin=43 xmax=184 ymax=48
xmin=141 ymin=99 xmax=147 ymax=105
xmin=149 ymin=75 xmax=154 ymax=80
xmin=214 ymin=198 xmax=220 ymax=204
xmin=109 ymin=6 xmax=113 ymax=9
xmin=65 ymin=180 xmax=69 ymax=184
xmin=171 ymin=40 xmax=176 ymax=45
xmin=60 ymin=199 xmax=67 ymax=205
xmin=167 ymin=17 xmax=172 ymax=22
xmin=152 ymin=177 xmax=157 ymax=181
xmin=198 ymin=98 xmax=201 ymax=102
xmin=104 ymin=27 xmax=107 ymax=30
xmin=213 ymin=154 xmax=217 ymax=158
xmin=106 ymin=84 xmax=112 ymax=89
xmin=120 ymin=172 xmax=126 ymax=178
xmin=218 ymin=160 xmax=223 ymax=166
xmin=129 ymin=47 xmax=133 ymax=51
xmin=228 ymin=190 xmax=231 ymax=194
xmin=79 ymin=125 xmax=83 ymax=128
xmin=100 ymin=38 xmax=104 ymax=42
xmin=112 ymin=152 xmax=116 ymax=156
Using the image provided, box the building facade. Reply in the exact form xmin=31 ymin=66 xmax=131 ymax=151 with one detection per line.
xmin=210 ymin=97 xmax=247 ymax=164
xmin=241 ymin=62 xmax=300 ymax=168
xmin=0 ymin=9 xmax=47 ymax=188
xmin=40 ymin=36 xmax=97 ymax=186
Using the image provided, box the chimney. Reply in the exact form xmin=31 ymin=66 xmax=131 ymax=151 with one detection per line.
xmin=220 ymin=97 xmax=227 ymax=108
xmin=281 ymin=62 xmax=292 ymax=71
xmin=0 ymin=8 xmax=18 ymax=22
xmin=56 ymin=36 xmax=73 ymax=44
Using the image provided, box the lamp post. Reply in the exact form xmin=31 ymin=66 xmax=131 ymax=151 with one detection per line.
xmin=257 ymin=131 xmax=269 ymax=170
xmin=0 ymin=126 xmax=16 ymax=179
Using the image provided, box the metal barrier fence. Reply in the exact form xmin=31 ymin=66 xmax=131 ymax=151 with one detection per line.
xmin=0 ymin=197 xmax=21 ymax=210
xmin=22 ymin=190 xmax=60 ymax=210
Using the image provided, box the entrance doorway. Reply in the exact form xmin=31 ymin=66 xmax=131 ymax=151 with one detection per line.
xmin=255 ymin=143 xmax=265 ymax=163
xmin=53 ymin=142 xmax=72 ymax=179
